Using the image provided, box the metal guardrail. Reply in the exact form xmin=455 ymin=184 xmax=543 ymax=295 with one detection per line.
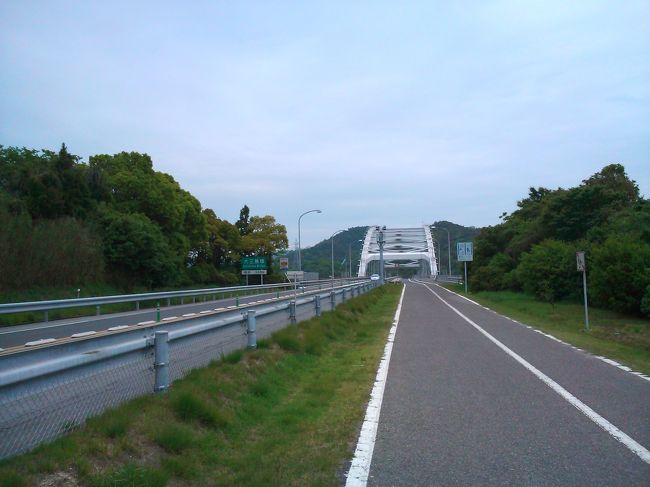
xmin=0 ymin=279 xmax=380 ymax=459
xmin=434 ymin=275 xmax=463 ymax=284
xmin=0 ymin=277 xmax=367 ymax=322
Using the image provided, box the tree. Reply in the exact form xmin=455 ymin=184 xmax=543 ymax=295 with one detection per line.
xmin=235 ymin=204 xmax=250 ymax=236
xmin=516 ymin=240 xmax=577 ymax=302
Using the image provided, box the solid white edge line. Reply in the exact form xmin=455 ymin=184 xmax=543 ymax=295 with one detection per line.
xmin=345 ymin=283 xmax=406 ymax=487
xmin=414 ymin=280 xmax=650 ymax=465
xmin=429 ymin=279 xmax=650 ymax=383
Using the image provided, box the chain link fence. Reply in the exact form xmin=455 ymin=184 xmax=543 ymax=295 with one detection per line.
xmin=0 ymin=282 xmax=374 ymax=459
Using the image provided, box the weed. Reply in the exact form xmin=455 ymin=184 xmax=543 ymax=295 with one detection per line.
xmin=171 ymin=391 xmax=229 ymax=429
xmin=154 ymin=423 xmax=196 ymax=453
xmin=91 ymin=464 xmax=168 ymax=487
xmin=224 ymin=349 xmax=243 ymax=364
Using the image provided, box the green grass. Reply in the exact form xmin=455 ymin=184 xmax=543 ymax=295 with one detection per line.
xmin=440 ymin=283 xmax=650 ymax=375
xmin=0 ymin=283 xmax=402 ymax=486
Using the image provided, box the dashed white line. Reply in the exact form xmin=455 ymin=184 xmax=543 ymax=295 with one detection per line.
xmin=25 ymin=338 xmax=56 ymax=346
xmin=71 ymin=331 xmax=96 ymax=338
xmin=108 ymin=325 xmax=129 ymax=331
xmin=414 ymin=281 xmax=650 ymax=465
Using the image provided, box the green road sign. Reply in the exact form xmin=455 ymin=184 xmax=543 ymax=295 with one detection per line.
xmin=241 ymin=256 xmax=267 ymax=270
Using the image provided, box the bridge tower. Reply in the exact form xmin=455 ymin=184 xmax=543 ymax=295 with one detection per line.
xmin=357 ymin=225 xmax=438 ymax=277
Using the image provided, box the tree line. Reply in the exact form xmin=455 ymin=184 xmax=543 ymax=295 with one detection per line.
xmin=470 ymin=164 xmax=650 ymax=317
xmin=0 ymin=144 xmax=288 ymax=291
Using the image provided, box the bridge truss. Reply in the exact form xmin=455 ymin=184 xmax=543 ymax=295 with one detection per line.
xmin=357 ymin=225 xmax=438 ymax=277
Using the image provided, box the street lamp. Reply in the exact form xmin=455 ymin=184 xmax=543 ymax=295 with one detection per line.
xmin=348 ymin=239 xmax=364 ymax=278
xmin=376 ymin=226 xmax=386 ymax=284
xmin=433 ymin=225 xmax=452 ymax=275
xmin=330 ymin=229 xmax=345 ymax=282
xmin=298 ymin=209 xmax=322 ymax=271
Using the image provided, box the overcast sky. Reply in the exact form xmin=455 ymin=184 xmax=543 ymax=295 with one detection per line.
xmin=1 ymin=1 xmax=648 ymax=247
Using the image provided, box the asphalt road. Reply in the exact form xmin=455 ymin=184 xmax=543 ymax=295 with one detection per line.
xmin=366 ymin=279 xmax=650 ymax=486
xmin=0 ymin=284 xmax=326 ymax=349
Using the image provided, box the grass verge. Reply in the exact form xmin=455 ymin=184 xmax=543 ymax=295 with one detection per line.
xmin=0 ymin=283 xmax=402 ymax=486
xmin=439 ymin=283 xmax=650 ymax=376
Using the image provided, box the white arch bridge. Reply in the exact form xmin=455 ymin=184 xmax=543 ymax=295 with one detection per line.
xmin=357 ymin=226 xmax=438 ymax=278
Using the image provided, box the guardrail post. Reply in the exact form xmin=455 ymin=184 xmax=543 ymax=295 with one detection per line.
xmin=167 ymin=298 xmax=171 ymax=307
xmin=315 ymin=295 xmax=321 ymax=316
xmin=96 ymin=305 xmax=101 ymax=316
xmin=247 ymin=310 xmax=257 ymax=349
xmin=236 ymin=296 xmax=240 ymax=307
xmin=181 ymin=298 xmax=184 ymax=305
xmin=330 ymin=291 xmax=336 ymax=309
xmin=276 ymin=291 xmax=280 ymax=299
xmin=342 ymin=288 xmax=346 ymax=301
xmin=44 ymin=310 xmax=48 ymax=322
xmin=192 ymin=296 xmax=196 ymax=304
xmin=289 ymin=300 xmax=296 ymax=323
xmin=156 ymin=302 xmax=161 ymax=322
xmin=154 ymin=331 xmax=170 ymax=393
xmin=136 ymin=301 xmax=140 ymax=311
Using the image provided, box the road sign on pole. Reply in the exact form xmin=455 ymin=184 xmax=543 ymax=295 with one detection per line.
xmin=576 ymin=251 xmax=589 ymax=330
xmin=279 ymin=257 xmax=289 ymax=271
xmin=457 ymin=242 xmax=473 ymax=293
xmin=241 ymin=257 xmax=267 ymax=270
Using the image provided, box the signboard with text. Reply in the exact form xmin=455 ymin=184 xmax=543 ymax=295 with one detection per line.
xmin=457 ymin=242 xmax=474 ymax=262
xmin=241 ymin=256 xmax=267 ymax=270
xmin=279 ymin=257 xmax=289 ymax=271
xmin=242 ymin=269 xmax=267 ymax=275
xmin=576 ymin=251 xmax=586 ymax=272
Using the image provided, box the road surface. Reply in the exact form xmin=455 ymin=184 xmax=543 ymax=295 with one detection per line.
xmin=357 ymin=279 xmax=650 ymax=486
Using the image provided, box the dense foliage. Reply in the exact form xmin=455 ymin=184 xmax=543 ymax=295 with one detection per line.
xmin=0 ymin=145 xmax=288 ymax=291
xmin=471 ymin=164 xmax=650 ymax=316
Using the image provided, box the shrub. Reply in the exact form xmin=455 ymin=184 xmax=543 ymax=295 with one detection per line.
xmin=589 ymin=237 xmax=650 ymax=314
xmin=516 ymin=239 xmax=577 ymax=302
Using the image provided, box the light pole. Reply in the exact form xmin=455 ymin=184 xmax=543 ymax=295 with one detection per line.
xmin=348 ymin=239 xmax=363 ymax=278
xmin=297 ymin=209 xmax=322 ymax=271
xmin=433 ymin=225 xmax=452 ymax=275
xmin=377 ymin=226 xmax=386 ymax=284
xmin=330 ymin=229 xmax=345 ymax=282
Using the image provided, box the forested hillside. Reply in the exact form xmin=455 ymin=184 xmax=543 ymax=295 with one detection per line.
xmin=471 ymin=164 xmax=650 ymax=316
xmin=430 ymin=221 xmax=480 ymax=275
xmin=287 ymin=226 xmax=368 ymax=277
xmin=0 ymin=145 xmax=288 ymax=292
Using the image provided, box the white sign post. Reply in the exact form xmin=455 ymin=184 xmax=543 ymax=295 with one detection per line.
xmin=457 ymin=242 xmax=473 ymax=293
xmin=576 ymin=251 xmax=589 ymax=330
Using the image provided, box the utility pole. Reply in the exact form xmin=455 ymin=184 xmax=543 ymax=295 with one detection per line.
xmin=377 ymin=226 xmax=386 ymax=284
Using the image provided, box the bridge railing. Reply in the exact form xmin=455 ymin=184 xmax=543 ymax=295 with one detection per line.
xmin=0 ymin=277 xmax=367 ymax=322
xmin=0 ymin=279 xmax=382 ymax=459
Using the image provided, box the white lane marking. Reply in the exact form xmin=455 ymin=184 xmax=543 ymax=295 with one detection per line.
xmin=182 ymin=313 xmax=197 ymax=317
xmin=25 ymin=338 xmax=56 ymax=346
xmin=432 ymin=281 xmax=650 ymax=383
xmin=199 ymin=310 xmax=212 ymax=314
xmin=71 ymin=331 xmax=96 ymax=338
xmin=414 ymin=281 xmax=650 ymax=465
xmin=137 ymin=320 xmax=155 ymax=325
xmin=162 ymin=316 xmax=177 ymax=321
xmin=108 ymin=325 xmax=129 ymax=331
xmin=346 ymin=284 xmax=406 ymax=486
xmin=0 ymin=320 xmax=90 ymax=335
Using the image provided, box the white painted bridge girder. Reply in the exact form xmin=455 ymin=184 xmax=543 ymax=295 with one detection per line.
xmin=357 ymin=226 xmax=438 ymax=277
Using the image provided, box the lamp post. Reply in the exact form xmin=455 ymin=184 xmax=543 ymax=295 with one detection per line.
xmin=433 ymin=225 xmax=452 ymax=275
xmin=330 ymin=229 xmax=345 ymax=282
xmin=297 ymin=209 xmax=322 ymax=271
xmin=377 ymin=226 xmax=386 ymax=284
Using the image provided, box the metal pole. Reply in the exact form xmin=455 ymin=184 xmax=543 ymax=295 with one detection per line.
xmin=331 ymin=236 xmax=335 ymax=282
xmin=378 ymin=227 xmax=385 ymax=284
xmin=348 ymin=243 xmax=352 ymax=278
xmin=289 ymin=300 xmax=296 ymax=323
xmin=582 ymin=270 xmax=590 ymax=330
xmin=156 ymin=302 xmax=160 ymax=322
xmin=330 ymin=291 xmax=336 ymax=309
xmin=154 ymin=331 xmax=169 ymax=393
xmin=247 ymin=310 xmax=257 ymax=349
xmin=315 ymin=295 xmax=321 ymax=316
xmin=298 ymin=209 xmax=322 ymax=271
xmin=464 ymin=262 xmax=468 ymax=293
xmin=446 ymin=229 xmax=451 ymax=275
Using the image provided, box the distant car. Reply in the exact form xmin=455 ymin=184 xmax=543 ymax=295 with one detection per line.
xmin=370 ymin=274 xmax=380 ymax=281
